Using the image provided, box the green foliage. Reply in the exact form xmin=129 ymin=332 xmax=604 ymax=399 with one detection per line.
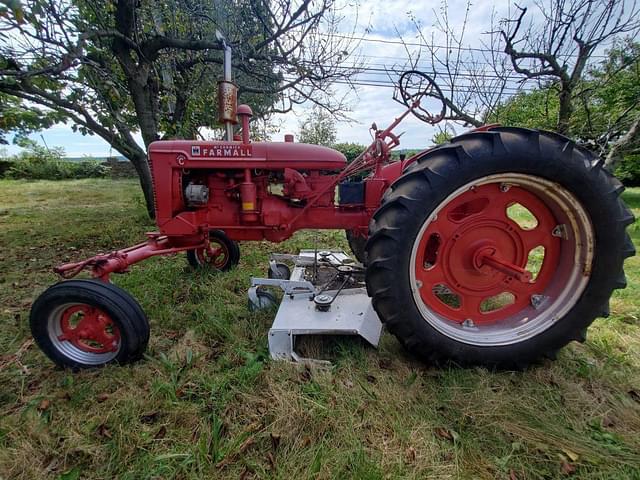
xmin=573 ymin=39 xmax=640 ymax=146
xmin=298 ymin=106 xmax=337 ymax=146
xmin=5 ymin=140 xmax=110 ymax=180
xmin=431 ymin=130 xmax=454 ymax=145
xmin=490 ymin=39 xmax=640 ymax=185
xmin=391 ymin=149 xmax=422 ymax=160
xmin=333 ymin=142 xmax=366 ymax=163
xmin=488 ymin=88 xmax=560 ymax=131
xmin=614 ymin=154 xmax=640 ymax=187
xmin=0 ymin=93 xmax=62 ymax=144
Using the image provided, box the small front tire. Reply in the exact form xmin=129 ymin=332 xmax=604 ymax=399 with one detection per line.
xmin=30 ymin=280 xmax=150 ymax=370
xmin=187 ymin=230 xmax=240 ymax=271
xmin=248 ymin=288 xmax=279 ymax=311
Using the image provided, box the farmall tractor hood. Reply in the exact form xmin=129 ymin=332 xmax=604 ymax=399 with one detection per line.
xmin=149 ymin=140 xmax=346 ymax=170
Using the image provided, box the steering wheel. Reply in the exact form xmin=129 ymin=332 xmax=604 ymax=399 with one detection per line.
xmin=396 ymin=70 xmax=446 ymax=124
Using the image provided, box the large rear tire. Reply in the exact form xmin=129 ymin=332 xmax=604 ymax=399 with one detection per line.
xmin=366 ymin=127 xmax=635 ymax=368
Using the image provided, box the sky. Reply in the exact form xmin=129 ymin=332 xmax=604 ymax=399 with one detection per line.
xmin=2 ymin=0 xmax=612 ymax=157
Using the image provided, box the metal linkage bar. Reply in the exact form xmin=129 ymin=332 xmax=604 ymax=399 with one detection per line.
xmin=54 ymin=234 xmax=206 ymax=281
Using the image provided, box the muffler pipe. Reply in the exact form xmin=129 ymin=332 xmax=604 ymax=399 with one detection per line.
xmin=216 ymin=31 xmax=237 ymax=141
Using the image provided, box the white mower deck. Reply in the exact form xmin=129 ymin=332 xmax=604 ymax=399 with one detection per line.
xmin=247 ymin=250 xmax=382 ymax=362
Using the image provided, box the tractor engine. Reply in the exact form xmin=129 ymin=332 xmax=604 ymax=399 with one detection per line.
xmin=147 ymin=119 xmax=357 ymax=243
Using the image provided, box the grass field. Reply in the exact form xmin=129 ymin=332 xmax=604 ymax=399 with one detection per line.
xmin=0 ymin=178 xmax=639 ymax=480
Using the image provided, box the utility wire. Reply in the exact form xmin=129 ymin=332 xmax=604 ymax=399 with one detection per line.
xmin=332 ymin=33 xmax=611 ymax=59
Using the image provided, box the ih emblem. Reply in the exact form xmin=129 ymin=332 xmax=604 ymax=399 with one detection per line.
xmin=191 ymin=145 xmax=201 ymax=156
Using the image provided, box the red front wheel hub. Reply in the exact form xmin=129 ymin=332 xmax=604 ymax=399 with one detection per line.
xmin=196 ymin=241 xmax=229 ymax=269
xmin=56 ymin=304 xmax=120 ymax=354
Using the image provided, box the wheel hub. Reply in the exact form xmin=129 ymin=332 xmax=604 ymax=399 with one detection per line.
xmin=57 ymin=305 xmax=120 ymax=353
xmin=197 ymin=242 xmax=228 ymax=268
xmin=440 ymin=218 xmax=529 ymax=294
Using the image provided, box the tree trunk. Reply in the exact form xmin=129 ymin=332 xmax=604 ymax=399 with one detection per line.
xmin=557 ymin=88 xmax=572 ymax=135
xmin=128 ymin=151 xmax=156 ymax=218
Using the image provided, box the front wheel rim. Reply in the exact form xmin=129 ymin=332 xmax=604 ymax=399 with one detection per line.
xmin=195 ymin=240 xmax=230 ymax=269
xmin=47 ymin=303 xmax=121 ymax=365
xmin=409 ymin=173 xmax=594 ymax=347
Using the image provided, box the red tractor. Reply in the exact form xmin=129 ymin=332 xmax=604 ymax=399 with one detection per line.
xmin=30 ymin=40 xmax=635 ymax=370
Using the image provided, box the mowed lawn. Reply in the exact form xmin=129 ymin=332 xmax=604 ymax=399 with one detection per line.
xmin=0 ymin=178 xmax=639 ymax=480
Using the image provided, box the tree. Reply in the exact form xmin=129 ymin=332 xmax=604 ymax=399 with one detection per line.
xmin=400 ymin=0 xmax=639 ymax=137
xmin=0 ymin=0 xmax=361 ymax=216
xmin=573 ymin=39 xmax=640 ymax=168
xmin=499 ymin=0 xmax=640 ymax=135
xmin=489 ymin=86 xmax=560 ymax=131
xmin=333 ymin=142 xmax=366 ymax=162
xmin=297 ymin=105 xmax=337 ymax=146
xmin=431 ymin=130 xmax=454 ymax=145
xmin=405 ymin=1 xmax=510 ymax=127
xmin=490 ymin=40 xmax=640 ymax=182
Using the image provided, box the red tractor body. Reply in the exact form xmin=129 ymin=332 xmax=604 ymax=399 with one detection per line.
xmin=148 ymin=138 xmax=378 ymax=242
xmin=53 ymin=102 xmax=420 ymax=281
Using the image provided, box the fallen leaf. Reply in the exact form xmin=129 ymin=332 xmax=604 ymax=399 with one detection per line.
xmin=406 ymin=446 xmax=416 ymax=463
xmin=434 ymin=427 xmax=457 ymax=442
xmin=365 ymin=374 xmax=377 ymax=384
xmin=140 ymin=411 xmax=159 ymax=424
xmin=562 ymin=449 xmax=579 ymax=462
xmin=299 ymin=366 xmax=312 ymax=382
xmin=628 ymin=390 xmax=640 ymax=403
xmin=602 ymin=415 xmax=616 ymax=427
xmin=378 ymin=357 xmax=392 ymax=369
xmin=561 ymin=461 xmax=576 ymax=475
xmin=267 ymin=451 xmax=276 ymax=471
xmin=270 ymin=432 xmax=281 ymax=450
xmin=509 ymin=469 xmax=518 ymax=480
xmin=239 ymin=436 xmax=255 ymax=453
xmin=239 ymin=467 xmax=252 ymax=480
xmin=37 ymin=399 xmax=50 ymax=411
xmin=96 ymin=393 xmax=109 ymax=403
xmin=96 ymin=424 xmax=112 ymax=439
xmin=154 ymin=425 xmax=167 ymax=440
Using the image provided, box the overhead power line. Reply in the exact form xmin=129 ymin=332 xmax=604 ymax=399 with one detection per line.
xmin=333 ymin=33 xmax=611 ymax=59
xmin=283 ymin=76 xmax=538 ymax=96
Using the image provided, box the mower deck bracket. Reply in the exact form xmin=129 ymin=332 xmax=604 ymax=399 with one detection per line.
xmin=249 ymin=277 xmax=315 ymax=296
xmin=252 ymin=250 xmax=382 ymax=362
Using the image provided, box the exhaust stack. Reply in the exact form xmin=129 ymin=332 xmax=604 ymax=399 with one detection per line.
xmin=216 ymin=31 xmax=237 ymax=141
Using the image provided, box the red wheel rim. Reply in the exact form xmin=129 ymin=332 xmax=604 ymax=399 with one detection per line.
xmin=57 ymin=304 xmax=120 ymax=354
xmin=409 ymin=174 xmax=594 ymax=346
xmin=196 ymin=240 xmax=229 ymax=269
xmin=414 ymin=182 xmax=560 ymax=324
